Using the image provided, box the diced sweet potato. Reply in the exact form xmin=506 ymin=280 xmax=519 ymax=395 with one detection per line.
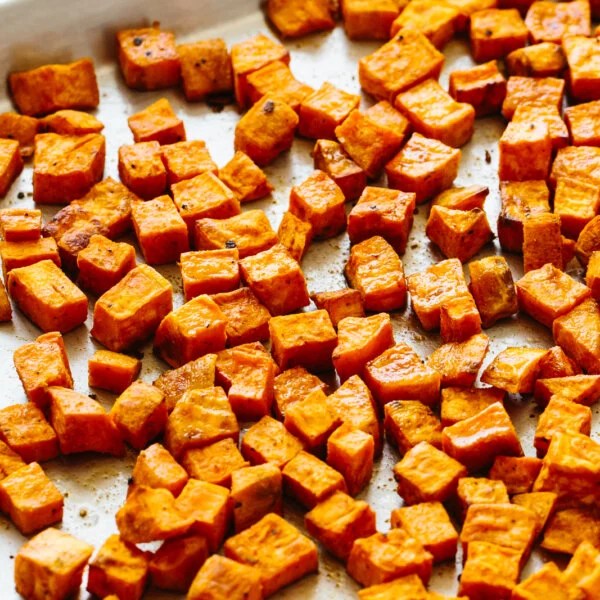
xmin=0 ymin=112 xmax=39 ymax=158
xmin=537 ymin=345 xmax=582 ymax=379
xmin=481 ymin=347 xmax=547 ymax=393
xmin=0 ymin=237 xmax=61 ymax=280
xmin=440 ymin=386 xmax=506 ymax=427
xmin=489 ymin=456 xmax=542 ymax=494
xmin=588 ymin=251 xmax=600 ymax=301
xmin=512 ymin=561 xmax=573 ymax=600
xmin=0 ymin=440 xmax=25 ymax=480
xmin=576 ymin=215 xmax=600 ymax=266
xmin=41 ymin=109 xmax=103 ymax=135
xmin=563 ymin=541 xmax=600 ymax=592
xmin=15 ymin=528 xmax=93 ymax=600
xmin=499 ymin=120 xmax=552 ymax=181
xmin=273 ymin=366 xmax=326 ymax=419
xmin=512 ymin=101 xmax=569 ymax=150
xmin=311 ymin=288 xmax=364 ymax=329
xmin=551 ymin=146 xmax=600 ymax=189
xmin=118 ymin=141 xmax=167 ymax=200
xmin=384 ymin=400 xmax=442 ymax=455
xmin=525 ymin=0 xmax=591 ymax=45
xmin=128 ymin=98 xmax=185 ymax=145
xmin=506 ymin=41 xmax=567 ymax=77
xmin=305 ymin=490 xmax=376 ymax=561
xmin=277 ymin=211 xmax=313 ymax=263
xmin=555 ymin=178 xmax=600 ymax=240
xmin=0 ymin=139 xmax=23 ymax=197
xmin=501 ymin=75 xmax=565 ymax=120
xmin=522 ymin=212 xmax=563 ymax=273
xmin=161 ymin=139 xmax=218 ymax=185
xmin=456 ymin=477 xmax=510 ymax=520
xmin=357 ymin=576 xmax=429 ymax=600
xmin=9 ymin=58 xmax=99 ymax=116
xmin=341 ymin=0 xmax=400 ymax=40
xmin=564 ymin=100 xmax=600 ymax=148
xmin=219 ymin=150 xmax=272 ymax=203
xmin=449 ymin=60 xmax=507 ymax=117
xmin=439 ymin=295 xmax=482 ymax=345
xmin=470 ymin=9 xmax=528 ymax=62
xmin=534 ymin=374 xmax=600 ymax=407
xmin=267 ymin=0 xmax=335 ymax=37
xmin=132 ymin=443 xmax=188 ymax=496
xmin=0 ymin=208 xmax=41 ymax=242
xmin=182 ymin=438 xmax=248 ymax=488
xmin=563 ymin=35 xmax=600 ymax=102
xmin=511 ymin=491 xmax=558 ymax=536
xmin=92 ymin=264 xmax=172 ymax=352
xmin=541 ymin=507 xmax=600 ymax=555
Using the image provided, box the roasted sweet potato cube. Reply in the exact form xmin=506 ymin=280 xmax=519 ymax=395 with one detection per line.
xmin=442 ymin=402 xmax=523 ymax=471
xmin=514 ymin=491 xmax=559 ymax=536
xmin=231 ymin=463 xmax=282 ymax=532
xmin=9 ymin=58 xmax=99 ymax=116
xmin=277 ymin=211 xmax=313 ymax=263
xmin=348 ymin=187 xmax=416 ymax=255
xmin=0 ymin=237 xmax=60 ymax=280
xmin=386 ymin=133 xmax=460 ymax=204
xmin=92 ymin=264 xmax=172 ymax=352
xmin=555 ymin=178 xmax=600 ymax=240
xmin=407 ymin=258 xmax=470 ymax=331
xmin=131 ymin=443 xmax=188 ymax=496
xmin=117 ymin=485 xmax=193 ymax=544
xmin=118 ymin=141 xmax=167 ymax=199
xmin=481 ymin=347 xmax=548 ymax=394
xmin=0 ymin=462 xmax=63 ymax=534
xmin=0 ymin=439 xmax=25 ymax=479
xmin=165 ymin=386 xmax=238 ymax=459
xmin=563 ymin=35 xmax=600 ymax=103
xmin=434 ymin=186 xmax=490 ymax=210
xmin=541 ymin=507 xmax=600 ymax=555
xmin=551 ymin=146 xmax=600 ymax=189
xmin=535 ymin=374 xmax=600 ymax=407
xmin=246 ymin=61 xmax=313 ymax=113
xmin=499 ymin=120 xmax=552 ymax=181
xmin=311 ymin=288 xmax=364 ymax=329
xmin=8 ymin=260 xmax=87 ymax=333
xmin=312 ymin=139 xmax=366 ymax=201
xmin=241 ymin=415 xmax=304 ymax=468
xmin=470 ymin=9 xmax=528 ymax=63
xmin=512 ymin=561 xmax=573 ymax=600
xmin=391 ymin=502 xmax=458 ymax=564
xmin=394 ymin=441 xmax=467 ymax=504
xmin=224 ymin=512 xmax=318 ymax=596
xmin=0 ymin=139 xmax=22 ymax=198
xmin=395 ymin=79 xmax=474 ymax=148
xmin=117 ymin=25 xmax=179 ymax=90
xmin=427 ymin=333 xmax=489 ymax=387
xmin=588 ymin=251 xmax=600 ymax=301
xmin=41 ymin=109 xmax=103 ymax=135
xmin=537 ymin=345 xmax=581 ymax=379
xmin=273 ymin=366 xmax=326 ymax=419
xmin=194 ymin=209 xmax=277 ymax=258
xmin=553 ymin=298 xmax=600 ymax=374
xmin=177 ymin=38 xmax=232 ymax=102
xmin=305 ymin=490 xmax=376 ymax=561
xmin=348 ymin=528 xmax=433 ymax=587
xmin=179 ymin=249 xmax=239 ymax=301
xmin=87 ymin=534 xmax=148 ymax=600
xmin=456 ymin=477 xmax=510 ymax=520
xmin=160 ymin=139 xmax=218 ymax=186
xmin=526 ymin=0 xmax=591 ymax=45
xmin=188 ymin=554 xmax=263 ymax=600
xmin=516 ymin=263 xmax=591 ymax=327
xmin=345 ymin=236 xmax=407 ymax=312
xmin=384 ymin=400 xmax=442 ymax=455
xmin=449 ymin=60 xmax=507 ymax=117
xmin=341 ymin=0 xmax=399 ymax=40
xmin=358 ymin=29 xmax=444 ymax=102
xmin=182 ymin=438 xmax=248 ymax=487
xmin=0 ymin=208 xmax=41 ymax=242
xmin=440 ymin=387 xmax=506 ymax=427
xmin=459 ymin=541 xmax=521 ymax=600
xmin=577 ymin=215 xmax=600 ymax=267
xmin=33 ymin=133 xmax=105 ymax=204
xmin=15 ymin=528 xmax=93 ymax=600
xmin=77 ymin=235 xmax=136 ymax=297
xmin=357 ymin=575 xmax=430 ymax=600
xmin=149 ymin=534 xmax=209 ymax=592
xmin=564 ymin=101 xmax=600 ymax=150
xmin=0 ymin=403 xmax=58 ymax=463
xmin=0 ymin=112 xmax=39 ymax=158
xmin=439 ymin=295 xmax=482 ymax=344
xmin=267 ymin=0 xmax=335 ymax=37
xmin=506 ymin=41 xmax=567 ymax=78
xmin=219 ymin=150 xmax=272 ymax=203
xmin=513 ymin=101 xmax=569 ymax=151
xmin=563 ymin=540 xmax=600 ymax=591
xmin=335 ymin=104 xmax=409 ymax=180
xmin=128 ymin=98 xmax=185 ymax=145
xmin=132 ymin=195 xmax=189 ymax=265
xmin=501 ymin=75 xmax=565 ymax=120
xmin=488 ymin=456 xmax=542 ymax=494
xmin=234 ymin=96 xmax=298 ymax=166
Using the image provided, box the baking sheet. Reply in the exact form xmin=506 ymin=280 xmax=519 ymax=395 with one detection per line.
xmin=0 ymin=0 xmax=596 ymax=597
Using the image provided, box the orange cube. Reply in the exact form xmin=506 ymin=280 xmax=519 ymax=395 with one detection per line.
xmin=333 ymin=313 xmax=394 ymax=382
xmin=442 ymin=402 xmax=522 ymax=471
xmin=282 ymin=450 xmax=347 ymax=508
xmin=117 ymin=25 xmax=180 ymax=90
xmin=406 ymin=257 xmax=470 ymax=331
xmin=132 ymin=195 xmax=189 ymax=265
xmin=512 ymin=561 xmax=574 ymax=600
xmin=289 ymin=170 xmax=346 ymax=239
xmin=348 ymin=528 xmax=433 ymax=587
xmin=0 ymin=440 xmax=25 ymax=479
xmin=267 ymin=0 xmax=335 ymax=37
xmin=33 ymin=133 xmax=105 ymax=204
xmin=311 ymin=288 xmax=364 ymax=328
xmin=273 ymin=366 xmax=326 ymax=419
xmin=386 ymin=133 xmax=460 ymax=204
xmin=506 ymin=41 xmax=567 ymax=77
xmin=341 ymin=0 xmax=400 ymax=40
xmin=439 ymin=295 xmax=482 ymax=344
xmin=391 ymin=502 xmax=458 ymax=563
xmin=358 ymin=575 xmax=429 ymax=599
xmin=234 ymin=96 xmax=298 ymax=166
xmin=177 ymin=38 xmax=232 ymax=102
xmin=512 ymin=101 xmax=569 ymax=150
xmin=348 ymin=187 xmax=416 ymax=255
xmin=551 ymin=146 xmax=600 ymax=189
xmin=299 ymin=82 xmax=359 ymax=140
xmin=219 ymin=150 xmax=272 ymax=203
xmin=312 ymin=139 xmax=366 ymax=201
xmin=498 ymin=120 xmax=552 ymax=181
xmin=87 ymin=534 xmax=149 ymax=600
xmin=534 ymin=374 xmax=600 ymax=407
xmin=395 ymin=79 xmax=474 ymax=148
xmin=384 ymin=400 xmax=442 ymax=455
xmin=563 ymin=35 xmax=600 ymax=102
xmin=230 ymin=34 xmax=290 ymax=108
xmin=565 ymin=100 xmax=600 ymax=147
xmin=161 ymin=139 xmax=218 ymax=185
xmin=470 ymin=9 xmax=528 ymax=62
xmin=427 ymin=333 xmax=489 ymax=387
xmin=537 ymin=345 xmax=581 ymax=379
xmin=555 ymin=177 xmax=600 ymax=239
xmin=481 ymin=347 xmax=547 ymax=394
xmin=9 ymin=58 xmax=99 ymax=116
xmin=241 ymin=415 xmax=304 ymax=468
xmin=182 ymin=438 xmax=248 ymax=488
xmin=563 ymin=541 xmax=600 ymax=592
xmin=231 ymin=463 xmax=282 ymax=532
xmin=525 ymin=0 xmax=591 ymax=44
xmin=164 ymin=387 xmax=239 ymax=459
xmin=305 ymin=490 xmax=376 ymax=561
xmin=0 ymin=208 xmax=41 ymax=242
xmin=131 ymin=443 xmax=189 ymax=497
xmin=394 ymin=442 xmax=467 ymax=505
xmin=345 ymin=236 xmax=407 ymax=312
xmin=489 ymin=456 xmax=542 ymax=494
xmin=0 ymin=112 xmax=39 ymax=158
xmin=224 ymin=513 xmax=318 ymax=597
xmin=128 ymin=98 xmax=185 ymax=145
xmin=91 ymin=264 xmax=173 ymax=352
xmin=118 ymin=141 xmax=167 ymax=199
xmin=358 ymin=29 xmax=444 ymax=102
xmin=501 ymin=75 xmax=565 ymax=119
xmin=7 ymin=260 xmax=88 ymax=333
xmin=335 ymin=102 xmax=410 ymax=179
xmin=40 ymin=109 xmax=103 ymax=135
xmin=0 ymin=139 xmax=23 ymax=197
xmin=456 ymin=477 xmax=510 ymax=520
xmin=180 ymin=248 xmax=239 ymax=300
xmin=448 ymin=60 xmax=507 ymax=117
xmin=277 ymin=211 xmax=313 ymax=262
xmin=0 ymin=237 xmax=61 ymax=280
xmin=497 ymin=180 xmax=550 ymax=253
xmin=440 ymin=386 xmax=506 ymax=427
xmin=577 ymin=215 xmax=600 ymax=266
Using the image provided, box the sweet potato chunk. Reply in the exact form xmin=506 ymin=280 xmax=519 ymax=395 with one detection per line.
xmin=161 ymin=139 xmax=218 ymax=185
xmin=440 ymin=386 xmax=506 ymax=427
xmin=131 ymin=443 xmax=188 ymax=496
xmin=219 ymin=150 xmax=272 ymax=203
xmin=0 ymin=113 xmax=39 ymax=158
xmin=489 ymin=456 xmax=542 ymax=494
xmin=0 ymin=139 xmax=23 ymax=198
xmin=502 ymin=75 xmax=565 ymax=120
xmin=481 ymin=347 xmax=547 ymax=393
xmin=92 ymin=264 xmax=172 ymax=352
xmin=513 ymin=101 xmax=569 ymax=151
xmin=0 ymin=237 xmax=60 ymax=280
xmin=341 ymin=0 xmax=400 ymax=40
xmin=305 ymin=490 xmax=376 ymax=561
xmin=551 ymin=146 xmax=600 ymax=189
xmin=268 ymin=0 xmax=335 ymax=37
xmin=439 ymin=294 xmax=481 ymax=343
xmin=563 ymin=35 xmax=600 ymax=102
xmin=512 ymin=561 xmax=573 ymax=600
xmin=534 ymin=374 xmax=600 ymax=407
xmin=541 ymin=507 xmax=600 ymax=555
xmin=9 ymin=58 xmax=99 ymax=116
xmin=118 ymin=141 xmax=167 ymax=200
xmin=15 ymin=528 xmax=93 ymax=600
xmin=442 ymin=402 xmax=523 ymax=471
xmin=563 ymin=541 xmax=600 ymax=592
xmin=128 ymin=98 xmax=185 ymax=145
xmin=506 ymin=41 xmax=567 ymax=77
xmin=277 ymin=211 xmax=313 ymax=262
xmin=357 ymin=576 xmax=429 ymax=600
xmin=470 ymin=9 xmax=528 ymax=62
xmin=522 ymin=212 xmax=563 ymax=272
xmin=182 ymin=438 xmax=248 ymax=488
xmin=41 ymin=109 xmax=103 ymax=135
xmin=456 ymin=477 xmax=510 ymax=520
xmin=499 ymin=120 xmax=552 ymax=182
xmin=0 ymin=440 xmax=25 ymax=480
xmin=576 ymin=215 xmax=600 ymax=267
xmin=525 ymin=0 xmax=591 ymax=45
xmin=273 ymin=366 xmax=326 ymax=419
xmin=311 ymin=288 xmax=364 ymax=329
xmin=0 ymin=208 xmax=41 ymax=242
xmin=555 ymin=178 xmax=600 ymax=240
xmin=537 ymin=345 xmax=581 ymax=379
xmin=384 ymin=400 xmax=442 ymax=455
